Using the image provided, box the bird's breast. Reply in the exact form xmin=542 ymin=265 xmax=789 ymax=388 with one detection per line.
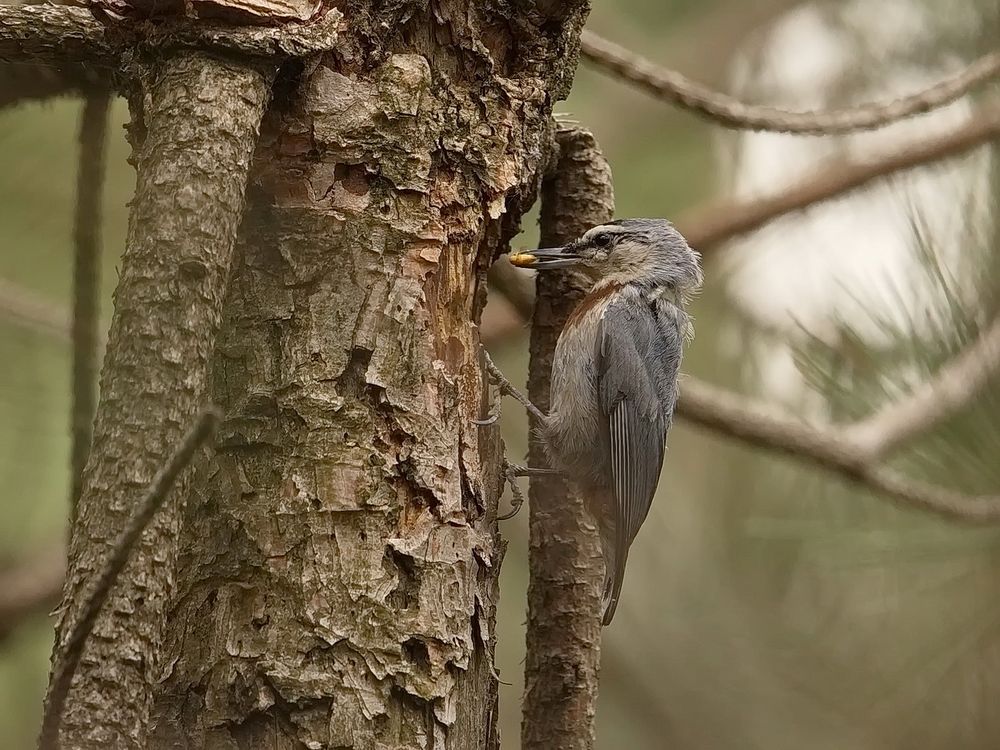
xmin=543 ymin=295 xmax=612 ymax=484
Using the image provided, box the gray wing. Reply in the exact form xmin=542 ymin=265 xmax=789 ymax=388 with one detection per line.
xmin=597 ymin=297 xmax=683 ymax=618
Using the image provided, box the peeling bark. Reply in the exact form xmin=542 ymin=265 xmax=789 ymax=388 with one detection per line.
xmin=149 ymin=4 xmax=589 ymax=749
xmin=522 ymin=126 xmax=614 ymax=750
xmin=48 ymin=53 xmax=272 ymax=749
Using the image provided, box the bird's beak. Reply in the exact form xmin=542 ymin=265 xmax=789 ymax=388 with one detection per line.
xmin=508 ymin=247 xmax=583 ymax=270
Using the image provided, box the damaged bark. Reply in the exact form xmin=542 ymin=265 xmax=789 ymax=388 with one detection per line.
xmin=149 ymin=4 xmax=590 ymax=749
xmin=522 ymin=126 xmax=614 ymax=750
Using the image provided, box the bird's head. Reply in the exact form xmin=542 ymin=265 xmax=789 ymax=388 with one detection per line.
xmin=510 ymin=218 xmax=703 ymax=295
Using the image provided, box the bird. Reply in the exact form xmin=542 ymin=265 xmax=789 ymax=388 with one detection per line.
xmin=508 ymin=218 xmax=702 ymax=625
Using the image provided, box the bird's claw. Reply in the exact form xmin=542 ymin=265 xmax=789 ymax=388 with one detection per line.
xmin=507 ymin=463 xmax=558 ymax=478
xmin=497 ymin=461 xmax=559 ymax=520
xmin=499 ymin=461 xmax=526 ymax=520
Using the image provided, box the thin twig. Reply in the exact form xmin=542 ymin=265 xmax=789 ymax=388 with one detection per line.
xmin=38 ymin=408 xmax=219 ymax=750
xmin=580 ymin=29 xmax=1000 ymax=135
xmin=680 ymin=105 xmax=1000 ymax=253
xmin=70 ymin=92 xmax=110 ymax=517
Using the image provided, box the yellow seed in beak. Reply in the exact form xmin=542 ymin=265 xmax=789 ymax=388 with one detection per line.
xmin=509 ymin=252 xmax=536 ymax=267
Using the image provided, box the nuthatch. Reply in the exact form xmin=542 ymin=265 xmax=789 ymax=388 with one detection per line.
xmin=509 ymin=219 xmax=702 ymax=624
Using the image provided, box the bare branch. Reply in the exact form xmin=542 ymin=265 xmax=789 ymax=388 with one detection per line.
xmin=676 ymin=379 xmax=1000 ymax=523
xmin=579 ymin=29 xmax=1000 ymax=135
xmin=39 ymin=407 xmax=219 ymax=750
xmin=674 ymin=377 xmax=866 ymax=474
xmin=484 ymin=108 xmax=1000 ymax=272
xmin=70 ymin=92 xmax=110 ymax=517
xmin=681 ymin=104 xmax=1000 ymax=253
xmin=522 ymin=124 xmax=612 ymax=750
xmin=0 ymin=5 xmax=342 ymax=68
xmin=0 ymin=544 xmax=65 ymax=644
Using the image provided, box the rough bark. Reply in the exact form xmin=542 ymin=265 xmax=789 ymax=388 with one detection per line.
xmin=149 ymin=3 xmax=590 ymax=749
xmin=41 ymin=410 xmax=220 ymax=750
xmin=0 ymin=4 xmax=341 ymax=68
xmin=0 ymin=0 xmax=105 ymax=110
xmin=47 ymin=53 xmax=272 ymax=749
xmin=522 ymin=126 xmax=614 ymax=750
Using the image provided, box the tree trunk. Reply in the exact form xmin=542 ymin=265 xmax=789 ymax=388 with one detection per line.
xmin=149 ymin=5 xmax=589 ymax=748
xmin=521 ymin=126 xmax=613 ymax=750
xmin=48 ymin=53 xmax=272 ymax=748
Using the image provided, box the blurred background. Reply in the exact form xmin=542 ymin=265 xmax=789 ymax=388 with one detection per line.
xmin=2 ymin=0 xmax=999 ymax=747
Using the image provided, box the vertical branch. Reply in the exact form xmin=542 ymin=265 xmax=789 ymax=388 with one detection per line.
xmin=522 ymin=125 xmax=615 ymax=750
xmin=40 ymin=409 xmax=219 ymax=750
xmin=70 ymin=91 xmax=110 ymax=517
xmin=47 ymin=53 xmax=272 ymax=749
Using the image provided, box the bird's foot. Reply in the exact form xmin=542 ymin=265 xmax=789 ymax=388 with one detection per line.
xmin=499 ymin=459 xmax=526 ymax=520
xmin=507 ymin=463 xmax=558 ymax=477
xmin=477 ymin=348 xmax=547 ymax=424
xmin=497 ymin=460 xmax=560 ymax=520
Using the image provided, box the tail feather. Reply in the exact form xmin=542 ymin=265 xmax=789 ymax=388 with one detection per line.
xmin=598 ymin=515 xmax=629 ymax=625
xmin=601 ymin=547 xmax=629 ymax=625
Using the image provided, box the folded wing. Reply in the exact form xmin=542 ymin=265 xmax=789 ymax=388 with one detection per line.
xmin=597 ymin=296 xmax=683 ymax=622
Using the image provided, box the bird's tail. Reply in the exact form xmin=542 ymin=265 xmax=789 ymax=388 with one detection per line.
xmin=598 ymin=516 xmax=629 ymax=626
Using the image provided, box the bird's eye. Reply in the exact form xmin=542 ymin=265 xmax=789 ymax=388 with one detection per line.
xmin=593 ymin=233 xmax=611 ymax=248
